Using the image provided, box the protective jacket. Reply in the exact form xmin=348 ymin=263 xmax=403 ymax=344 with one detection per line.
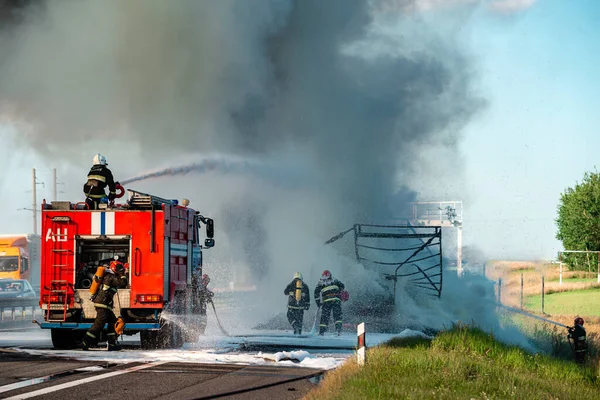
xmin=93 ymin=271 xmax=128 ymax=310
xmin=568 ymin=324 xmax=587 ymax=363
xmin=314 ymin=277 xmax=345 ymax=307
xmin=284 ymin=278 xmax=310 ymax=310
xmin=83 ymin=165 xmax=116 ymax=200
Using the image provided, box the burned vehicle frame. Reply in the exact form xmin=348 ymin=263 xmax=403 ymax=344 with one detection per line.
xmin=325 ymin=223 xmax=443 ymax=303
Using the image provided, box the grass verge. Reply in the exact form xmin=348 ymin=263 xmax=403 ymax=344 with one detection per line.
xmin=304 ymin=325 xmax=600 ymax=400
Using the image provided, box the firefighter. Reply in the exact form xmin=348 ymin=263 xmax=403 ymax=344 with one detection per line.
xmin=196 ymin=273 xmax=213 ymax=330
xmin=81 ymin=261 xmax=128 ymax=351
xmin=83 ymin=153 xmax=117 ymax=210
xmin=199 ymin=274 xmax=214 ymax=309
xmin=284 ymin=272 xmax=310 ymax=335
xmin=314 ymin=270 xmax=345 ymax=336
xmin=568 ymin=317 xmax=588 ymax=364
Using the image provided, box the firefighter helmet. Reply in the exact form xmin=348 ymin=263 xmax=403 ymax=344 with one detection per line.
xmin=575 ymin=317 xmax=584 ymax=326
xmin=321 ymin=270 xmax=331 ymax=279
xmin=294 ymin=272 xmax=303 ymax=280
xmin=202 ymin=274 xmax=210 ymax=286
xmin=93 ymin=153 xmax=107 ymax=166
xmin=110 ymin=261 xmax=125 ymax=275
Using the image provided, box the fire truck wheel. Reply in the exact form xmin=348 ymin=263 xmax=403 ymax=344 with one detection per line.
xmin=157 ymin=321 xmax=184 ymax=349
xmin=140 ymin=330 xmax=159 ymax=350
xmin=51 ymin=329 xmax=80 ymax=350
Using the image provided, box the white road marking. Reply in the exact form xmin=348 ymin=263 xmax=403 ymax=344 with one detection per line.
xmin=5 ymin=361 xmax=167 ymax=399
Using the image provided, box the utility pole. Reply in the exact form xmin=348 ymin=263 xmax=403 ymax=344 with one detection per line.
xmin=31 ymin=168 xmax=45 ymax=235
xmin=52 ymin=168 xmax=65 ymax=201
xmin=52 ymin=168 xmax=57 ymax=201
xmin=32 ymin=168 xmax=37 ymax=235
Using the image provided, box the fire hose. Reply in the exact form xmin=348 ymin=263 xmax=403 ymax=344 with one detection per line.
xmin=496 ymin=303 xmax=569 ymax=328
xmin=309 ymin=305 xmax=321 ymax=336
xmin=208 ymin=298 xmax=230 ymax=336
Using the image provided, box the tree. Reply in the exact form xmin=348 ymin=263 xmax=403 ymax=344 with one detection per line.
xmin=556 ymin=171 xmax=600 ymax=271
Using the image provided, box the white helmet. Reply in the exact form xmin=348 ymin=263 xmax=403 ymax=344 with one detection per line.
xmin=92 ymin=153 xmax=107 ymax=166
xmin=293 ymin=272 xmax=303 ymax=280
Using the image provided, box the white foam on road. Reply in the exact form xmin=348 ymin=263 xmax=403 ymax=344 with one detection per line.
xmin=5 ymin=328 xmax=430 ymax=370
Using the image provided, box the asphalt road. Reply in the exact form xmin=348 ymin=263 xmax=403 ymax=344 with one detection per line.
xmin=0 ymin=349 xmax=324 ymax=399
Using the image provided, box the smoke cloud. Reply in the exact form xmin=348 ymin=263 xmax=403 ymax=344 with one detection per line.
xmin=0 ymin=0 xmax=531 ymax=345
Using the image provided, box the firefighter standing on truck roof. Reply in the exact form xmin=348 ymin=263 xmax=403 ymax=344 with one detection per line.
xmin=284 ymin=272 xmax=310 ymax=335
xmin=81 ymin=261 xmax=128 ymax=351
xmin=83 ymin=153 xmax=117 ymax=210
xmin=568 ymin=317 xmax=588 ymax=364
xmin=314 ymin=270 xmax=345 ymax=336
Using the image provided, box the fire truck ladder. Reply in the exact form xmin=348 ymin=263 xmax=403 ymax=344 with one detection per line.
xmin=45 ymin=280 xmax=72 ymax=322
xmin=45 ymin=217 xmax=74 ymax=322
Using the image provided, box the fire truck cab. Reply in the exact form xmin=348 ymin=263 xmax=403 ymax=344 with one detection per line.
xmin=39 ymin=189 xmax=215 ymax=350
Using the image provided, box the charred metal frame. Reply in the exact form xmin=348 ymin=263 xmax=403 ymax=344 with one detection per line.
xmin=325 ymin=224 xmax=443 ymax=299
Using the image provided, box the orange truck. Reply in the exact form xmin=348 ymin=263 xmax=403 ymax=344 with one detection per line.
xmin=0 ymin=234 xmax=41 ymax=291
xmin=38 ymin=188 xmax=215 ymax=349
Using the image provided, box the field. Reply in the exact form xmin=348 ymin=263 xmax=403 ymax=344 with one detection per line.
xmin=304 ymin=260 xmax=600 ymax=399
xmin=525 ymin=289 xmax=600 ymax=317
xmin=305 ymin=325 xmax=600 ymax=400
xmin=484 ymin=260 xmax=600 ymax=337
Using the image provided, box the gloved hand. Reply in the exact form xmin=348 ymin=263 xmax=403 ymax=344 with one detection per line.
xmin=108 ymin=193 xmax=116 ymax=201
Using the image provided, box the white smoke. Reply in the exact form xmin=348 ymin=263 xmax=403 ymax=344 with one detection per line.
xmin=0 ymin=0 xmax=537 ymax=349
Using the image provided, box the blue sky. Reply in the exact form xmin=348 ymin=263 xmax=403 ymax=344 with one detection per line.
xmin=0 ymin=0 xmax=598 ymax=261
xmin=460 ymin=0 xmax=600 ymax=259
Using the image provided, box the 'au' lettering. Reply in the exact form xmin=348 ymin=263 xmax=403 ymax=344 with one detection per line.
xmin=45 ymin=228 xmax=68 ymax=242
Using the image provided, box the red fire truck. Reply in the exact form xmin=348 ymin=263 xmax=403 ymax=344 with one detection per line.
xmin=38 ymin=188 xmax=215 ymax=350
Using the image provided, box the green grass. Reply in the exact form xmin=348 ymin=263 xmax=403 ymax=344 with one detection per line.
xmin=547 ymin=277 xmax=599 ymax=284
xmin=306 ymin=325 xmax=600 ymax=400
xmin=525 ymin=288 xmax=600 ymax=316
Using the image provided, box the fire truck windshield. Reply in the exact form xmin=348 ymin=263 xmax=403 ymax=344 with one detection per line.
xmin=0 ymin=256 xmax=19 ymax=272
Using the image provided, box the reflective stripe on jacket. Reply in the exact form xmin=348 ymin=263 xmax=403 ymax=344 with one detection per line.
xmin=314 ymin=278 xmax=345 ymax=304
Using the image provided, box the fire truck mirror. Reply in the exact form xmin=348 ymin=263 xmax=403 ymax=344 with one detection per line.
xmin=204 ymin=238 xmax=215 ymax=248
xmin=205 ymin=218 xmax=214 ymax=238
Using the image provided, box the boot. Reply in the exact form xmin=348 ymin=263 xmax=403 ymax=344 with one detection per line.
xmin=81 ymin=341 xmax=89 ymax=351
xmin=107 ymin=342 xmax=122 ymax=351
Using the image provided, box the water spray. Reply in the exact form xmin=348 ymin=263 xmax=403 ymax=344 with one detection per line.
xmin=496 ymin=303 xmax=569 ymax=328
xmin=121 ymin=155 xmax=308 ymax=187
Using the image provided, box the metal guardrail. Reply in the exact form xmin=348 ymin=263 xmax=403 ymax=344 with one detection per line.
xmin=0 ymin=298 xmax=42 ymax=324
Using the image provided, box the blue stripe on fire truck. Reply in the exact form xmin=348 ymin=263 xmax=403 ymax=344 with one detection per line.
xmin=100 ymin=212 xmax=106 ymax=234
xmin=91 ymin=212 xmax=116 ymax=235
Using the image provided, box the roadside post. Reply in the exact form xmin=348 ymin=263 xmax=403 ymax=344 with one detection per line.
xmin=357 ymin=322 xmax=366 ymax=366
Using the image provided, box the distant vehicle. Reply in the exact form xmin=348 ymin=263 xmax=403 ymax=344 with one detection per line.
xmin=0 ymin=279 xmax=37 ymax=300
xmin=0 ymin=234 xmax=41 ymax=291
